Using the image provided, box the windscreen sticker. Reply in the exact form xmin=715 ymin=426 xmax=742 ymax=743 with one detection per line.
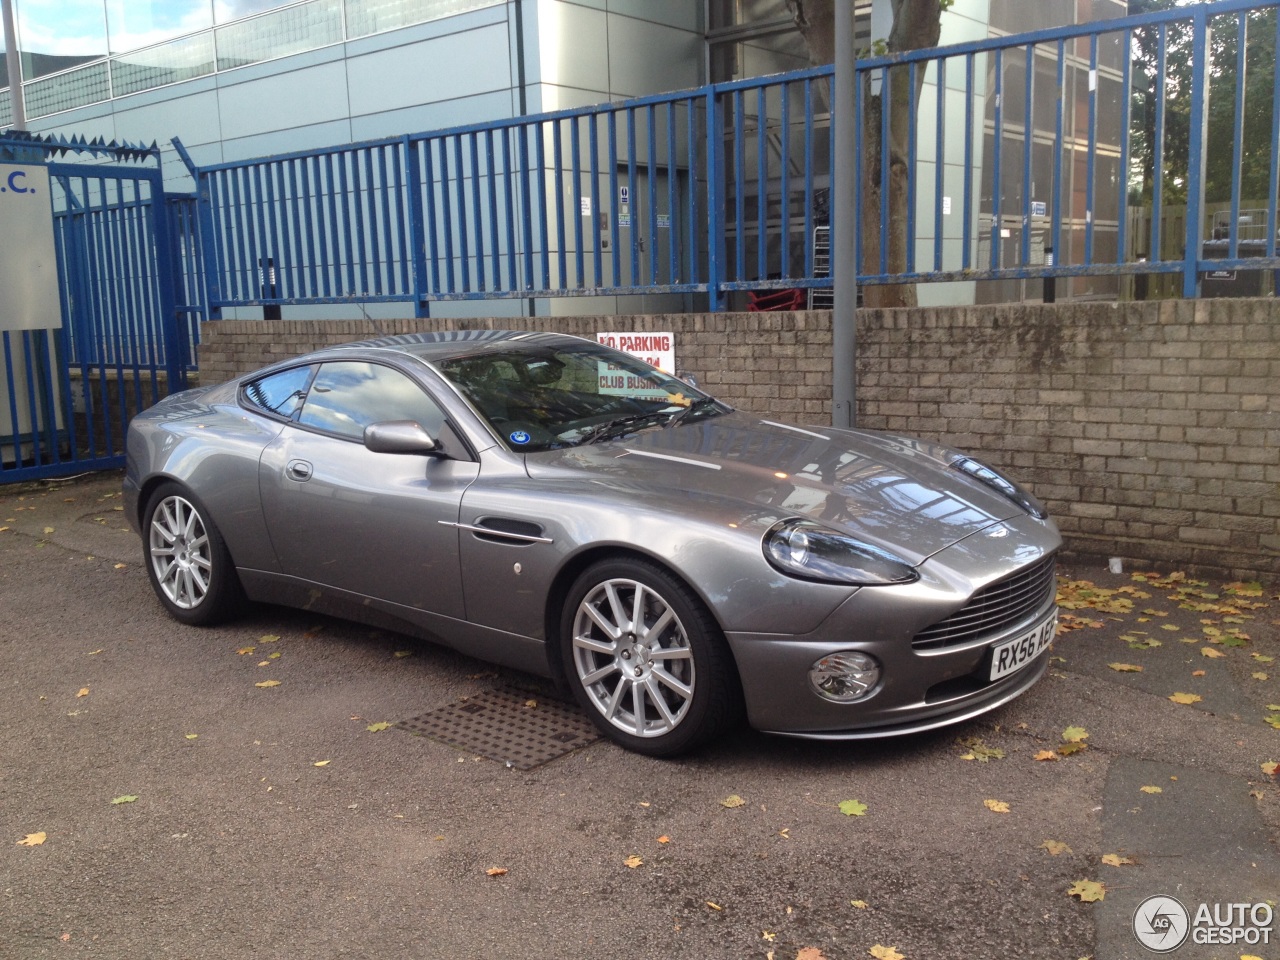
xmin=509 ymin=430 xmax=531 ymax=445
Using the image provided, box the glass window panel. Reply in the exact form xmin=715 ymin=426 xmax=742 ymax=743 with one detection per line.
xmin=214 ymin=0 xmax=298 ymax=26
xmin=214 ymin=0 xmax=342 ymax=71
xmin=110 ymin=32 xmax=215 ymax=96
xmin=345 ymin=0 xmax=502 ymax=41
xmin=106 ymin=0 xmax=212 ymax=55
xmin=24 ymin=61 xmax=110 ymax=115
xmin=17 ymin=0 xmax=108 ymax=79
xmin=243 ymin=364 xmax=316 ymax=419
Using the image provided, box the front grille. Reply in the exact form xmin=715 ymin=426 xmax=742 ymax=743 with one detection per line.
xmin=912 ymin=555 xmax=1057 ymax=651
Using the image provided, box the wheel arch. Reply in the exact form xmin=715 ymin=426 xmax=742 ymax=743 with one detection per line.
xmin=541 ymin=544 xmax=735 ymax=685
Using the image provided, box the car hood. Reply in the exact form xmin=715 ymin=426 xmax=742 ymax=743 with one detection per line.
xmin=523 ymin=412 xmax=1030 ymax=565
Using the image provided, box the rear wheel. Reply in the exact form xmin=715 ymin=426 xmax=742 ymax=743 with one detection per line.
xmin=560 ymin=557 xmax=742 ymax=756
xmin=143 ymin=482 xmax=244 ymax=626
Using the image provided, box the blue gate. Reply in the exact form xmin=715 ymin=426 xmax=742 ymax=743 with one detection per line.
xmin=0 ymin=133 xmax=193 ymax=484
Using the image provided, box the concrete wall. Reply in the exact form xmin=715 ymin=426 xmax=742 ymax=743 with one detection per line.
xmin=196 ymin=298 xmax=1280 ymax=580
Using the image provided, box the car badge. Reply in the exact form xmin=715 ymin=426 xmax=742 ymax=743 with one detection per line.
xmin=509 ymin=430 xmax=531 ymax=445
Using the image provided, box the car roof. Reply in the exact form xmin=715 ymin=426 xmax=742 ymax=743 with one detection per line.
xmin=311 ymin=329 xmax=594 ymax=363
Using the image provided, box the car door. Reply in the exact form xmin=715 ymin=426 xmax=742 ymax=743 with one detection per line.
xmin=257 ymin=359 xmax=478 ymax=618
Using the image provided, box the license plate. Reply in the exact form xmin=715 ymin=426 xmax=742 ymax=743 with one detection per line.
xmin=988 ymin=611 xmax=1058 ymax=681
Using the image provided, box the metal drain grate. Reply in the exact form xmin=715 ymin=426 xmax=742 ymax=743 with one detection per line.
xmin=398 ymin=687 xmax=601 ymax=769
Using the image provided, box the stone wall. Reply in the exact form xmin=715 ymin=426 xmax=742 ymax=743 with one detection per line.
xmin=196 ymin=300 xmax=1280 ymax=579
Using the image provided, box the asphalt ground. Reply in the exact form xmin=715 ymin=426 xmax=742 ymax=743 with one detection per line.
xmin=2 ymin=472 xmax=1278 ymax=960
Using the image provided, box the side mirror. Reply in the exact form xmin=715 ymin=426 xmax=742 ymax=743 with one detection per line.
xmin=363 ymin=420 xmax=439 ymax=455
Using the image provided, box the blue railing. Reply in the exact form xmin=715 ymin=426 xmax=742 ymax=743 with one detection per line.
xmin=178 ymin=0 xmax=1280 ymax=314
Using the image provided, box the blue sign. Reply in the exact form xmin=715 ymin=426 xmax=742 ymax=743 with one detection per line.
xmin=509 ymin=430 xmax=531 ymax=445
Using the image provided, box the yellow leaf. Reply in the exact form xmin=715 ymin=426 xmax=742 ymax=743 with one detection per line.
xmin=1057 ymin=742 xmax=1087 ymax=756
xmin=1201 ymin=647 xmax=1226 ymax=659
xmin=485 ymin=867 xmax=507 ymax=877
xmin=720 ymin=795 xmax=746 ymax=808
xmin=1040 ymin=840 xmax=1071 ymax=856
xmin=257 ymin=661 xmax=270 ymax=667
xmin=113 ymin=563 xmax=126 ymax=570
xmin=762 ymin=931 xmax=776 ymax=941
xmin=1252 ymin=672 xmax=1269 ymax=681
xmin=1108 ymin=663 xmax=1143 ymax=672
xmin=16 ymin=832 xmax=46 ymax=847
xmin=869 ymin=946 xmax=905 ymax=960
xmin=1261 ymin=762 xmax=1278 ymax=777
xmin=850 ymin=899 xmax=869 ymax=909
xmin=657 ymin=835 xmax=671 ymax=844
xmin=393 ymin=650 xmax=413 ymax=658
xmin=705 ymin=901 xmax=722 ymax=911
xmin=259 ymin=634 xmax=280 ymax=643
xmin=624 ymin=855 xmax=643 ymax=869
xmin=255 ymin=680 xmax=281 ymax=688
xmin=1033 ymin=750 xmax=1059 ymax=762
xmin=76 ymin=688 xmax=89 ymax=698
xmin=524 ymin=699 xmax=537 ymax=708
xmin=1067 ymin=879 xmax=1105 ymax=902
xmin=236 ymin=647 xmax=255 ymax=655
xmin=1168 ymin=692 xmax=1202 ymax=704
xmin=984 ymin=799 xmax=1010 ymax=813
xmin=366 ymin=722 xmax=392 ymax=733
xmin=43 ymin=526 xmax=54 ymax=534
xmin=796 ymin=949 xmax=827 ymax=960
xmin=185 ymin=733 xmax=198 ymax=740
xmin=1241 ymin=955 xmax=1265 ymax=960
xmin=1192 ymin=670 xmax=1206 ymax=677
xmin=1062 ymin=726 xmax=1089 ymax=743
xmin=1101 ymin=853 xmax=1135 ymax=866
xmin=313 ymin=760 xmax=330 ymax=767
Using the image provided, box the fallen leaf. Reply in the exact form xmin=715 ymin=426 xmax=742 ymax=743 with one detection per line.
xmin=110 ymin=795 xmax=138 ymax=805
xmin=1058 ymin=741 xmax=1087 ymax=756
xmin=524 ymin=699 xmax=538 ymax=709
xmin=1062 ymin=726 xmax=1089 ymax=743
xmin=113 ymin=563 xmax=126 ymax=570
xmin=267 ymin=652 xmax=281 ymax=660
xmin=761 ymin=931 xmax=776 ymax=941
xmin=255 ymin=680 xmax=281 ymax=688
xmin=984 ymin=799 xmax=1010 ymax=813
xmin=236 ymin=647 xmax=255 ymax=655
xmin=16 ymin=832 xmax=46 ymax=847
xmin=393 ymin=650 xmax=413 ymax=658
xmin=76 ymin=688 xmax=89 ymax=698
xmin=869 ymin=946 xmax=904 ymax=960
xmin=1168 ymin=692 xmax=1202 ymax=705
xmin=1067 ymin=879 xmax=1105 ymax=902
xmin=1253 ymin=672 xmax=1269 ymax=681
xmin=657 ymin=835 xmax=671 ymax=844
xmin=796 ymin=949 xmax=826 ymax=960
xmin=366 ymin=722 xmax=393 ymax=733
xmin=259 ymin=634 xmax=280 ymax=643
xmin=705 ymin=901 xmax=722 ymax=911
xmin=624 ymin=855 xmax=643 ymax=869
xmin=838 ymin=799 xmax=868 ymax=817
xmin=313 ymin=760 xmax=330 ymax=767
xmin=1041 ymin=840 xmax=1071 ymax=856
xmin=43 ymin=526 xmax=54 ymax=534
xmin=1140 ymin=785 xmax=1162 ymax=794
xmin=1262 ymin=762 xmax=1279 ymax=777
xmin=257 ymin=661 xmax=270 ymax=667
xmin=850 ymin=899 xmax=868 ymax=909
xmin=1108 ymin=663 xmax=1143 ymax=672
xmin=957 ymin=736 xmax=1004 ymax=761
xmin=720 ymin=795 xmax=746 ymax=808
xmin=1201 ymin=647 xmax=1226 ymax=659
xmin=184 ymin=734 xmax=198 ymax=740
xmin=1101 ymin=854 xmax=1135 ymax=866
xmin=1253 ymin=654 xmax=1275 ymax=663
xmin=1034 ymin=749 xmax=1060 ymax=761
xmin=1192 ymin=670 xmax=1206 ymax=677
xmin=485 ymin=867 xmax=507 ymax=877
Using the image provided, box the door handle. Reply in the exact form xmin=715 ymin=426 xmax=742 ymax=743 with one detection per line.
xmin=286 ymin=459 xmax=313 ymax=482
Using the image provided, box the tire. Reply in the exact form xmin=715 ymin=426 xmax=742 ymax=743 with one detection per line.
xmin=142 ymin=482 xmax=244 ymax=626
xmin=560 ymin=557 xmax=743 ymax=757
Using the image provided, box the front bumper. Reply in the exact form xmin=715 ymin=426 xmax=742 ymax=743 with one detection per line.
xmin=726 ymin=515 xmax=1060 ymax=738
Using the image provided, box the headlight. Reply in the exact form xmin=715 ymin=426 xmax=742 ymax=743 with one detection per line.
xmin=949 ymin=456 xmax=1048 ymax=519
xmin=763 ymin=519 xmax=918 ymax=585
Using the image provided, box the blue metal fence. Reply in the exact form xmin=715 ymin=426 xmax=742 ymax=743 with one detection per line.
xmin=165 ymin=0 xmax=1280 ymax=312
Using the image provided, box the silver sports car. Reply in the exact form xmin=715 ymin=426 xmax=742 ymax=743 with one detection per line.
xmin=124 ymin=330 xmax=1061 ymax=756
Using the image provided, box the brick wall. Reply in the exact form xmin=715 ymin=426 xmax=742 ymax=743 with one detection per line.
xmin=196 ymin=300 xmax=1280 ymax=579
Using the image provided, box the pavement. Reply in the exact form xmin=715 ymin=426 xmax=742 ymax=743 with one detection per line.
xmin=1 ymin=471 xmax=1278 ymax=960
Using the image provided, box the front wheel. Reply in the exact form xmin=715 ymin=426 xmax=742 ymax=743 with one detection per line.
xmin=143 ymin=482 xmax=244 ymax=626
xmin=560 ymin=558 xmax=742 ymax=756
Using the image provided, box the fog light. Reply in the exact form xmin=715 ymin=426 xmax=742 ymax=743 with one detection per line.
xmin=808 ymin=651 xmax=881 ymax=703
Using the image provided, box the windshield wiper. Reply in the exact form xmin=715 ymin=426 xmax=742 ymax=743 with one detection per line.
xmin=665 ymin=396 xmax=725 ymax=429
xmin=578 ymin=411 xmax=674 ymax=445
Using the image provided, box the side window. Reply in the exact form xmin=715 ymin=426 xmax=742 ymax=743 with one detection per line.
xmin=242 ymin=365 xmax=315 ymax=419
xmin=296 ymin=361 xmax=445 ymax=441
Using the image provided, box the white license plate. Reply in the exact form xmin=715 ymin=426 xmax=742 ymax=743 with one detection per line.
xmin=988 ymin=611 xmax=1058 ymax=682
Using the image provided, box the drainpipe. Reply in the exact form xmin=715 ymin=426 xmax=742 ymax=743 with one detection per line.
xmin=831 ymin=0 xmax=857 ymax=428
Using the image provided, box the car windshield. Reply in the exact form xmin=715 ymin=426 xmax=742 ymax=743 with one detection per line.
xmin=433 ymin=341 xmax=727 ymax=452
